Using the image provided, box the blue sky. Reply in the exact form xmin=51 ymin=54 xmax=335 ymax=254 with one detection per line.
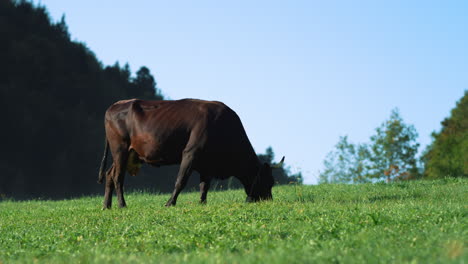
xmin=36 ymin=0 xmax=467 ymax=183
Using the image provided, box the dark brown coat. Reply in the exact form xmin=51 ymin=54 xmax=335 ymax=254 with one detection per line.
xmin=98 ymin=99 xmax=275 ymax=208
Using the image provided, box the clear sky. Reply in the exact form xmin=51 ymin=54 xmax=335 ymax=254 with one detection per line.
xmin=35 ymin=0 xmax=467 ymax=184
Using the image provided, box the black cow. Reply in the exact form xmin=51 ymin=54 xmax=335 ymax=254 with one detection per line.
xmin=98 ymin=99 xmax=283 ymax=209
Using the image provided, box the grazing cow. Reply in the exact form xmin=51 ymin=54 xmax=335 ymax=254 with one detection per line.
xmin=98 ymin=98 xmax=283 ymax=209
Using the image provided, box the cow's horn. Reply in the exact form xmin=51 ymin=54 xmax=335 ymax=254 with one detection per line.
xmin=272 ymin=156 xmax=285 ymax=169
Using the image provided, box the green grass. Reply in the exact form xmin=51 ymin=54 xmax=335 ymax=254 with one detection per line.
xmin=0 ymin=179 xmax=466 ymax=263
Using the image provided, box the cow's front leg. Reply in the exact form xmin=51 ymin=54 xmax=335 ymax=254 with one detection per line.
xmin=166 ymin=151 xmax=194 ymax=207
xmin=199 ymin=176 xmax=211 ymax=204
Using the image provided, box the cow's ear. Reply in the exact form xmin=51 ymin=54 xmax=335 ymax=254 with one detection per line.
xmin=271 ymin=157 xmax=285 ymax=169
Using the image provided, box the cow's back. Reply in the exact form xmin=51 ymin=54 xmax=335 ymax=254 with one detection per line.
xmin=105 ymin=99 xmax=257 ymax=177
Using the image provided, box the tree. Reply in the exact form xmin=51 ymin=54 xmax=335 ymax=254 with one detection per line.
xmin=368 ymin=109 xmax=420 ymax=182
xmin=0 ymin=0 xmax=165 ymax=199
xmin=423 ymin=91 xmax=468 ymax=178
xmin=258 ymin=147 xmax=303 ymax=184
xmin=318 ymin=136 xmax=370 ymax=184
xmin=258 ymin=146 xmax=275 ymax=164
xmin=132 ymin=66 xmax=162 ymax=100
xmin=319 ymin=109 xmax=420 ymax=184
xmin=0 ymin=0 xmax=296 ymax=199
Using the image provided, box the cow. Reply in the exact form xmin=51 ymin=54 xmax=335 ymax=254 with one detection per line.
xmin=98 ymin=98 xmax=283 ymax=209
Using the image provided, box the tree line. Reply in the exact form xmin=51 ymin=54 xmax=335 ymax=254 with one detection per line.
xmin=0 ymin=0 xmax=301 ymax=199
xmin=319 ymin=91 xmax=467 ymax=183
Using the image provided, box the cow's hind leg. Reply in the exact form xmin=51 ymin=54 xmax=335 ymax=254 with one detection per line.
xmin=102 ymin=165 xmax=115 ymax=209
xmin=166 ymin=150 xmax=194 ymax=207
xmin=113 ymin=150 xmax=129 ymax=208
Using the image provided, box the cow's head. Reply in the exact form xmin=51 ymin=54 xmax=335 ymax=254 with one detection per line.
xmin=247 ymin=156 xmax=284 ymax=202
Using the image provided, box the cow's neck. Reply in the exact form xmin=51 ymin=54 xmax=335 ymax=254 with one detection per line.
xmin=236 ymin=154 xmax=261 ymax=193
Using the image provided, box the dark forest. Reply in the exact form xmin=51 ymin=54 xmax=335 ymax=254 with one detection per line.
xmin=0 ymin=1 xmax=301 ymax=199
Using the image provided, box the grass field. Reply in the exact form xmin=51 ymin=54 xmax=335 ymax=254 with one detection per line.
xmin=0 ymin=178 xmax=466 ymax=263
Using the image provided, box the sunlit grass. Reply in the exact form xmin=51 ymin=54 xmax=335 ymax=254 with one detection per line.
xmin=0 ymin=178 xmax=466 ymax=263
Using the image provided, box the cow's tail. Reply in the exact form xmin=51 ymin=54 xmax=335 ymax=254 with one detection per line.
xmin=98 ymin=138 xmax=109 ymax=184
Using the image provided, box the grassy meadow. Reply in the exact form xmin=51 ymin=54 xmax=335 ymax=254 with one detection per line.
xmin=0 ymin=178 xmax=466 ymax=263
